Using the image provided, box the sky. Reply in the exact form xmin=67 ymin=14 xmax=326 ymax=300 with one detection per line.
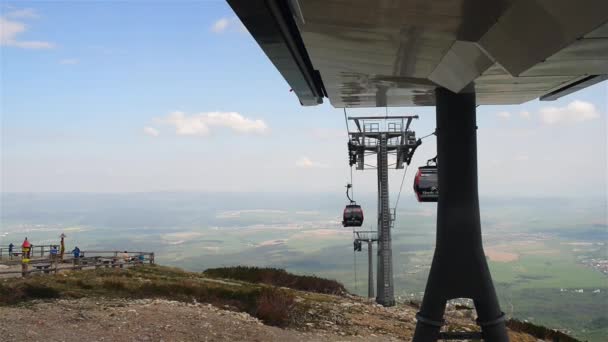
xmin=1 ymin=1 xmax=607 ymax=199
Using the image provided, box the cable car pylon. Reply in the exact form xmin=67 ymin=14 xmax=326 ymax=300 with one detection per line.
xmin=344 ymin=113 xmax=420 ymax=307
xmin=353 ymin=229 xmax=378 ymax=299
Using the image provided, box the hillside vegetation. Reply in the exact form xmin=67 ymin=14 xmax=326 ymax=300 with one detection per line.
xmin=1 ymin=265 xmax=301 ymax=326
xmin=204 ymin=266 xmax=346 ymax=295
xmin=0 ymin=265 xmax=581 ymax=341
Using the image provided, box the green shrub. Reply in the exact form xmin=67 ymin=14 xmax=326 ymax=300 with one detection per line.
xmin=204 ymin=266 xmax=346 ymax=295
xmin=255 ymin=287 xmax=295 ymax=327
xmin=507 ymin=319 xmax=582 ymax=342
xmin=75 ymin=279 xmax=94 ymax=289
xmin=22 ymin=283 xmax=60 ymax=299
xmin=102 ymin=278 xmax=127 ymax=291
xmin=0 ymin=283 xmax=24 ymax=304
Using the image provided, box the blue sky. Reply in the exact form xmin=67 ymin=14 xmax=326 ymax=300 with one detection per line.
xmin=1 ymin=1 xmax=606 ymax=199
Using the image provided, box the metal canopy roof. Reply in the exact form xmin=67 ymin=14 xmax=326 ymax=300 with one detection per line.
xmin=228 ymin=0 xmax=608 ymax=107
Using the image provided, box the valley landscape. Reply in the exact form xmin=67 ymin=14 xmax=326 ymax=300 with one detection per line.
xmin=1 ymin=192 xmax=606 ymax=341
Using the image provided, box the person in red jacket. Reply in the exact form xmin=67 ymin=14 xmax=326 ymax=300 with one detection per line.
xmin=21 ymin=237 xmax=31 ymax=259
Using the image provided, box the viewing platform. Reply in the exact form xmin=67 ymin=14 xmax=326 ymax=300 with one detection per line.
xmin=0 ymin=247 xmax=155 ymax=279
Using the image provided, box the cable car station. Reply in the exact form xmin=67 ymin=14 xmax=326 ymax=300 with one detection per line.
xmin=228 ymin=1 xmax=608 ymax=340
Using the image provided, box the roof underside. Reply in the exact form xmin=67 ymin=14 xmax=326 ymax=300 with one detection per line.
xmin=229 ymin=0 xmax=608 ymax=107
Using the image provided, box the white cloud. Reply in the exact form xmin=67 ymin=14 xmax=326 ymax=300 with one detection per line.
xmin=211 ymin=17 xmax=246 ymax=34
xmin=5 ymin=8 xmax=39 ymax=19
xmin=211 ymin=18 xmax=230 ymax=33
xmin=0 ymin=17 xmax=25 ymax=42
xmin=154 ymin=111 xmax=268 ymax=136
xmin=256 ymin=239 xmax=288 ymax=247
xmin=9 ymin=40 xmax=54 ymax=49
xmin=295 ymin=156 xmax=327 ymax=168
xmin=519 ymin=111 xmax=531 ymax=119
xmin=0 ymin=14 xmax=54 ymax=49
xmin=296 ymin=157 xmax=314 ymax=168
xmin=143 ymin=126 xmax=159 ymax=137
xmin=497 ymin=111 xmax=511 ymax=119
xmin=539 ymin=100 xmax=600 ymax=125
xmin=59 ymin=58 xmax=79 ymax=65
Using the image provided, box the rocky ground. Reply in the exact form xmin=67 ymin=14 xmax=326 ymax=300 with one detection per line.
xmin=0 ymin=265 xmax=557 ymax=341
xmin=0 ymin=295 xmax=537 ymax=342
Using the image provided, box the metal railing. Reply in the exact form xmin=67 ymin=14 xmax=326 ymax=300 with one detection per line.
xmin=0 ymin=251 xmax=155 ymax=278
xmin=0 ymin=245 xmax=58 ymax=260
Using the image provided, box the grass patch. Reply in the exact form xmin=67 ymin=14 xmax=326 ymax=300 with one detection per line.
xmin=204 ymin=266 xmax=347 ymax=295
xmin=0 ymin=265 xmax=303 ymax=327
xmin=490 ymin=254 xmax=606 ymax=290
xmin=507 ymin=319 xmax=582 ymax=342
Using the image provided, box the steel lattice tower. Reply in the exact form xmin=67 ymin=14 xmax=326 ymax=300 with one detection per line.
xmin=353 ymin=230 xmax=378 ymax=298
xmin=347 ymin=115 xmax=419 ymax=306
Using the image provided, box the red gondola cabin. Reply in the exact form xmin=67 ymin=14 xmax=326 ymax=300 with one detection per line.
xmin=342 ymin=204 xmax=364 ymax=227
xmin=414 ymin=166 xmax=439 ymax=202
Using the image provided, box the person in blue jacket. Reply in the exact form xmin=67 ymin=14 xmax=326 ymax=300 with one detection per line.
xmin=8 ymin=243 xmax=14 ymax=260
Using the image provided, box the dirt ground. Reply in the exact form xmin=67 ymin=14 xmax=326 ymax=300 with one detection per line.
xmin=0 ymin=296 xmax=539 ymax=342
xmin=0 ymin=298 xmax=400 ymax=342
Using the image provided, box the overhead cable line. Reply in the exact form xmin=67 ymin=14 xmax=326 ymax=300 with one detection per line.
xmin=344 ymin=108 xmax=351 ymax=141
xmin=344 ymin=107 xmax=355 ymax=200
xmin=350 ymin=167 xmax=354 ymax=201
xmin=392 ymin=129 xmax=434 ymax=214
xmin=353 ymin=229 xmax=358 ymax=293
xmin=392 ymin=164 xmax=409 ymax=217
xmin=418 ymin=130 xmax=436 ymax=141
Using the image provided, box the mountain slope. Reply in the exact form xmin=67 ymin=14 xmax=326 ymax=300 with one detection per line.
xmin=0 ymin=265 xmax=577 ymax=341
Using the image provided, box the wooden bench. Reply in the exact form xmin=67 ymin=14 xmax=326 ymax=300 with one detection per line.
xmin=99 ymin=258 xmax=120 ymax=268
xmin=34 ymin=264 xmax=52 ymax=274
xmin=80 ymin=258 xmax=91 ymax=268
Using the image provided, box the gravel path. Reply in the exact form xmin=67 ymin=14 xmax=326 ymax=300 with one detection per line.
xmin=0 ymin=298 xmax=400 ymax=342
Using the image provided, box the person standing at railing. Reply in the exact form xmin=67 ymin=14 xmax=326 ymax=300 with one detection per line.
xmin=21 ymin=238 xmax=31 ymax=277
xmin=22 ymin=238 xmax=31 ymax=259
xmin=71 ymin=246 xmax=81 ymax=267
xmin=118 ymin=251 xmax=129 ymax=268
xmin=50 ymin=245 xmax=58 ymax=266
xmin=60 ymin=233 xmax=66 ymax=262
xmin=8 ymin=243 xmax=14 ymax=260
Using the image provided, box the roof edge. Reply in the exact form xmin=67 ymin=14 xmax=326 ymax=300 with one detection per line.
xmin=227 ymin=0 xmax=326 ymax=106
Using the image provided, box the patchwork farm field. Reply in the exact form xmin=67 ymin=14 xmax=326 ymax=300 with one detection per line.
xmin=1 ymin=193 xmax=606 ymax=341
xmin=487 ymin=240 xmax=607 ymax=341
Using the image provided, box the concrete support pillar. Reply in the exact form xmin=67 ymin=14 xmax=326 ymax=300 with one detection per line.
xmin=413 ymin=88 xmax=508 ymax=341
